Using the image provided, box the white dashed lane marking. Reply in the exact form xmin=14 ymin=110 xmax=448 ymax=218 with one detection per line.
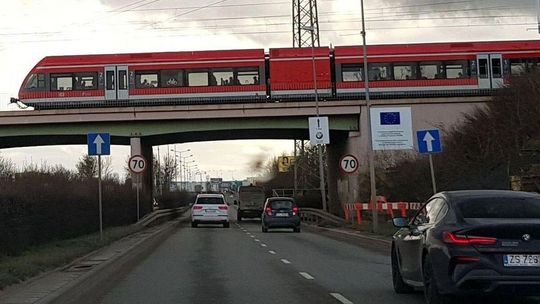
xmin=330 ymin=293 xmax=354 ymax=304
xmin=261 ymin=244 xmax=267 ymax=247
xmin=268 ymin=251 xmax=276 ymax=255
xmin=299 ymin=272 xmax=314 ymax=280
xmin=280 ymin=259 xmax=291 ymax=264
xmin=254 ymin=239 xmax=260 ymax=242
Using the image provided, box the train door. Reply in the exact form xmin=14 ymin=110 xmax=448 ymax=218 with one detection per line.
xmin=477 ymin=54 xmax=503 ymax=89
xmin=104 ymin=65 xmax=129 ymax=100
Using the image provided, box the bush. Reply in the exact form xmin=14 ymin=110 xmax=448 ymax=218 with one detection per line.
xmin=0 ymin=165 xmax=142 ymax=256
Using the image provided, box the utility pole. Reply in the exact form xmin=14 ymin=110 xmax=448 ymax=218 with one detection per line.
xmin=294 ymin=0 xmax=326 ymax=211
xmin=360 ymin=0 xmax=379 ymax=233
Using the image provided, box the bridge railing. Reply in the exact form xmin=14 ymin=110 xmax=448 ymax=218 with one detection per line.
xmin=299 ymin=208 xmax=347 ymax=227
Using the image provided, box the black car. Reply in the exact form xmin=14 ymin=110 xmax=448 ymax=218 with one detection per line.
xmin=391 ymin=190 xmax=540 ymax=304
xmin=261 ymin=197 xmax=301 ymax=233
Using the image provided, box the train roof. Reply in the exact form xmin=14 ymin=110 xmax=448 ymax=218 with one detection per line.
xmin=36 ymin=48 xmax=266 ymax=67
xmin=334 ymin=40 xmax=540 ymax=56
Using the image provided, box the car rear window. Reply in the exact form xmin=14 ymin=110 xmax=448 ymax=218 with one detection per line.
xmin=458 ymin=196 xmax=540 ymax=218
xmin=270 ymin=200 xmax=294 ymax=209
xmin=196 ymin=197 xmax=224 ymax=205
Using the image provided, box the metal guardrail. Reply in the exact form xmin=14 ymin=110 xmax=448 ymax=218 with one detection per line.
xmin=299 ymin=208 xmax=347 ymax=227
xmin=135 ymin=205 xmax=190 ymax=227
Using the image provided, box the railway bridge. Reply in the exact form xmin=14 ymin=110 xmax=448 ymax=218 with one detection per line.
xmin=0 ymin=96 xmax=490 ymax=212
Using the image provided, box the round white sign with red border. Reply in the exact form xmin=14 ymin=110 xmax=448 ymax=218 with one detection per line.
xmin=128 ymin=155 xmax=147 ymax=174
xmin=340 ymin=154 xmax=359 ymax=174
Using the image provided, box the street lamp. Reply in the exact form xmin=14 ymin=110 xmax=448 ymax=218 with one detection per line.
xmin=182 ymin=159 xmax=195 ymax=190
xmin=360 ymin=0 xmax=379 ymax=233
xmin=170 ymin=148 xmax=190 ymax=190
xmin=301 ymin=24 xmax=327 ymax=212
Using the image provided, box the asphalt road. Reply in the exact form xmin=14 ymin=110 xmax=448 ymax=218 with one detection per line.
xmin=98 ymin=209 xmax=538 ymax=304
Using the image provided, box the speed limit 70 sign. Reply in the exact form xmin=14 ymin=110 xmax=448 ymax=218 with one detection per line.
xmin=129 ymin=155 xmax=147 ymax=174
xmin=340 ymin=155 xmax=359 ymax=174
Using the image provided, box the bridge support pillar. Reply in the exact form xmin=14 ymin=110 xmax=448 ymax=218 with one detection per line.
xmin=130 ymin=137 xmax=154 ymax=215
xmin=329 ymin=130 xmax=365 ymax=217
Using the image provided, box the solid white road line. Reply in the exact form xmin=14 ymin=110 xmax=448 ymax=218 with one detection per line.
xmin=330 ymin=293 xmax=354 ymax=304
xmin=268 ymin=251 xmax=276 ymax=255
xmin=281 ymin=259 xmax=291 ymax=264
xmin=299 ymin=272 xmax=314 ymax=280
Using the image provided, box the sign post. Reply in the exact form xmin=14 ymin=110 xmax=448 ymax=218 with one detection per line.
xmin=87 ymin=133 xmax=111 ymax=241
xmin=308 ymin=116 xmax=330 ymax=212
xmin=417 ymin=129 xmax=442 ymax=194
xmin=129 ymin=155 xmax=147 ymax=222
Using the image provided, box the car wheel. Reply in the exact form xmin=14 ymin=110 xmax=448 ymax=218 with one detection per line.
xmin=262 ymin=226 xmax=268 ymax=233
xmin=423 ymin=256 xmax=453 ymax=304
xmin=191 ymin=222 xmax=197 ymax=228
xmin=223 ymin=222 xmax=230 ymax=228
xmin=391 ymin=246 xmax=414 ymax=294
xmin=294 ymin=227 xmax=301 ymax=233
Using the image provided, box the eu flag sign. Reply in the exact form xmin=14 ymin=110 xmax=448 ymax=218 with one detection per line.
xmin=380 ymin=112 xmax=401 ymax=125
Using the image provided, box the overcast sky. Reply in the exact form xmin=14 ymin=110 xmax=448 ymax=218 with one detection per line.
xmin=0 ymin=0 xmax=538 ymax=180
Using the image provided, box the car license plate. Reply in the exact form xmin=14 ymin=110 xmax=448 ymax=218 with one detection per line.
xmin=503 ymin=254 xmax=540 ymax=267
xmin=205 ymin=209 xmax=216 ymax=213
xmin=276 ymin=213 xmax=289 ymax=217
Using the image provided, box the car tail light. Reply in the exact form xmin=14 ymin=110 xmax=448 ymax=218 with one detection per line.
xmin=218 ymin=205 xmax=228 ymax=211
xmin=193 ymin=205 xmax=203 ymax=210
xmin=292 ymin=206 xmax=299 ymax=216
xmin=443 ymin=232 xmax=497 ymax=245
xmin=266 ymin=207 xmax=273 ymax=216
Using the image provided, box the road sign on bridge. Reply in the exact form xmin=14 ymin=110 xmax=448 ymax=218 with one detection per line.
xmin=87 ymin=133 xmax=110 ymax=156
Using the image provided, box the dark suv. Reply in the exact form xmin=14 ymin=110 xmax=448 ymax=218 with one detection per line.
xmin=391 ymin=190 xmax=540 ymax=304
xmin=261 ymin=197 xmax=301 ymax=233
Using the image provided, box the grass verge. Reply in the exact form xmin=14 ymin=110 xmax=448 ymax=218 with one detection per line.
xmin=0 ymin=225 xmax=140 ymax=290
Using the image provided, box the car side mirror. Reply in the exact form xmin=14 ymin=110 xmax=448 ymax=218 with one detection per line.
xmin=392 ymin=217 xmax=409 ymax=228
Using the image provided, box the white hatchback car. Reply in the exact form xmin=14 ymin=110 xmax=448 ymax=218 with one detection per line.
xmin=191 ymin=194 xmax=230 ymax=228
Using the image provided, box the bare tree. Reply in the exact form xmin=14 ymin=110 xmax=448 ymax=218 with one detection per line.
xmin=76 ymin=155 xmax=97 ymax=179
xmin=0 ymin=154 xmax=15 ymax=180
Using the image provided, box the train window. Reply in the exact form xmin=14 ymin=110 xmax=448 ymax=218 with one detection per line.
xmin=491 ymin=58 xmax=502 ymax=78
xmin=342 ymin=65 xmax=363 ymax=82
xmin=135 ymin=72 xmax=159 ymax=88
xmin=161 ymin=70 xmax=183 ymax=87
xmin=393 ymin=63 xmax=417 ymax=80
xmin=510 ymin=59 xmax=528 ymax=75
xmin=37 ymin=74 xmax=45 ymax=88
xmin=237 ymin=69 xmax=259 ymax=85
xmin=50 ymin=74 xmax=73 ymax=91
xmin=74 ymin=73 xmax=98 ymax=90
xmin=106 ymin=71 xmax=115 ymax=90
xmin=188 ymin=71 xmax=209 ymax=86
xmin=118 ymin=71 xmax=127 ymax=90
xmin=369 ymin=63 xmax=391 ymax=81
xmin=478 ymin=59 xmax=489 ymax=79
xmin=24 ymin=74 xmax=38 ymax=89
xmin=212 ymin=70 xmax=235 ymax=86
xmin=445 ymin=61 xmax=469 ymax=79
xmin=420 ymin=62 xmax=443 ymax=79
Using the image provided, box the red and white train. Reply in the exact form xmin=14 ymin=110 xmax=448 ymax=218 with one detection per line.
xmin=16 ymin=40 xmax=540 ymax=109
